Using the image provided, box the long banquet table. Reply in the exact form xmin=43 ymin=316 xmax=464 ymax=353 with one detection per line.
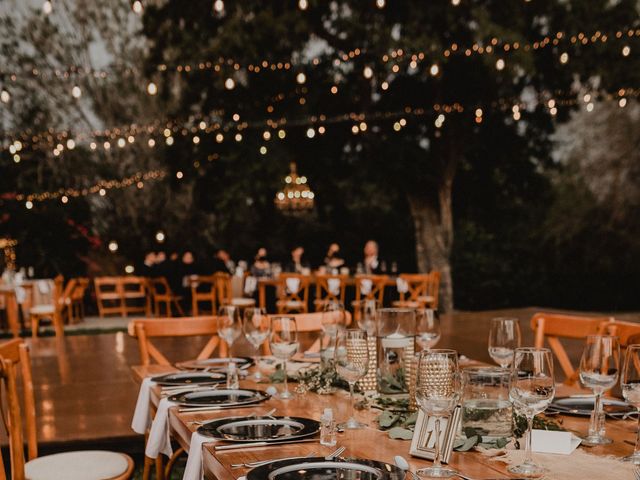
xmin=132 ymin=364 xmax=637 ymax=480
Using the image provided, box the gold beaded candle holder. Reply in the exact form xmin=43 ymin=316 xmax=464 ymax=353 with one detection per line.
xmin=358 ymin=336 xmax=378 ymax=393
xmin=408 ymin=352 xmax=419 ymax=412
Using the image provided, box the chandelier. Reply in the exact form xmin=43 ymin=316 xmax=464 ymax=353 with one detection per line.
xmin=274 ymin=162 xmax=315 ymax=215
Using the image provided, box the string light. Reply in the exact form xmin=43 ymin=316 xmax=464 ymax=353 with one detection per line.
xmin=108 ymin=241 xmax=118 ymax=252
xmin=0 ymin=90 xmax=9 ymax=103
xmin=224 ymin=77 xmax=235 ymax=89
xmin=213 ymin=0 xmax=225 ymax=14
xmin=42 ymin=0 xmax=52 ymax=15
xmin=298 ymin=0 xmax=308 ymax=10
xmin=622 ymin=45 xmax=631 ymax=56
xmin=3 ymin=169 xmax=167 ymax=204
xmin=155 ymin=231 xmax=165 ymax=243
xmin=71 ymin=85 xmax=82 ymax=98
xmin=376 ymin=0 xmax=385 ymax=7
xmin=147 ymin=81 xmax=158 ymax=95
xmin=296 ymin=72 xmax=306 ymax=84
xmin=132 ymin=1 xmax=143 ymax=14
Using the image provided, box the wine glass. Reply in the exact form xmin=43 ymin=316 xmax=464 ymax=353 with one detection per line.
xmin=579 ymin=335 xmax=620 ymax=446
xmin=508 ymin=347 xmax=555 ymax=477
xmin=269 ymin=316 xmax=299 ymax=399
xmin=416 ymin=308 xmax=441 ymax=350
xmin=488 ymin=317 xmax=521 ymax=368
xmin=357 ymin=299 xmax=377 ymax=336
xmin=622 ymin=344 xmax=640 ymax=464
xmin=322 ymin=301 xmax=346 ymax=337
xmin=217 ymin=305 xmax=241 ymax=361
xmin=334 ymin=329 xmax=369 ymax=429
xmin=243 ymin=308 xmax=270 ymax=381
xmin=414 ymin=349 xmax=462 ymax=478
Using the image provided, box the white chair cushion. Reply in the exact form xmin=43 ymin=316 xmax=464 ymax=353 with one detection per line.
xmin=30 ymin=304 xmax=55 ymax=315
xmin=25 ymin=450 xmax=129 ymax=480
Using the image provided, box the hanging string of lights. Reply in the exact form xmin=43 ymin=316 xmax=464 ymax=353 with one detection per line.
xmin=3 ymin=86 xmax=638 ymax=161
xmin=0 ymin=27 xmax=636 ymax=85
xmin=1 ymin=169 xmax=167 ymax=207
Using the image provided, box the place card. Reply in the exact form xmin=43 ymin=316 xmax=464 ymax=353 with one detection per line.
xmin=531 ymin=429 xmax=581 ymax=455
xmin=410 ymin=406 xmax=461 ymax=464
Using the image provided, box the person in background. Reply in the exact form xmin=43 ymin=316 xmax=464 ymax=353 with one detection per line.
xmin=211 ymin=248 xmax=233 ymax=274
xmin=324 ymin=243 xmax=345 ymax=271
xmin=250 ymin=247 xmax=271 ymax=277
xmin=363 ymin=240 xmax=383 ymax=274
xmin=139 ymin=251 xmax=157 ymax=277
xmin=284 ymin=245 xmax=309 ymax=274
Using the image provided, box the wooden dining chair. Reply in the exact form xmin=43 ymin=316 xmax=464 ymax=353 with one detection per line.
xmin=190 ymin=275 xmax=217 ymax=315
xmin=392 ymin=272 xmax=440 ymax=310
xmin=29 ymin=275 xmax=66 ymax=338
xmin=351 ymin=274 xmax=388 ymax=320
xmin=215 ymin=272 xmax=256 ymax=310
xmin=69 ymin=277 xmax=89 ymax=323
xmin=314 ymin=274 xmax=348 ymax=312
xmin=121 ymin=276 xmax=151 ymax=317
xmin=147 ymin=277 xmax=185 ymax=317
xmin=604 ymin=320 xmax=640 ymax=347
xmin=0 ymin=338 xmax=134 ymax=480
xmin=531 ymin=312 xmax=614 ymax=385
xmin=276 ymin=273 xmax=311 ymax=313
xmin=127 ymin=316 xmax=227 ymax=366
xmin=94 ymin=276 xmax=123 ymax=317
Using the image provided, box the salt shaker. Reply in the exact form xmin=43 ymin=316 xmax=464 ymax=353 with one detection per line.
xmin=320 ymin=408 xmax=337 ymax=447
xmin=226 ymin=362 xmax=239 ymax=389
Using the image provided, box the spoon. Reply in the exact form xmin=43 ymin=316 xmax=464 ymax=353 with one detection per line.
xmin=394 ymin=456 xmax=419 ymax=480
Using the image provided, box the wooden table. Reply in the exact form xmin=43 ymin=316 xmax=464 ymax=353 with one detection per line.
xmin=0 ymin=288 xmax=20 ymax=337
xmin=131 ymin=365 xmax=637 ymax=480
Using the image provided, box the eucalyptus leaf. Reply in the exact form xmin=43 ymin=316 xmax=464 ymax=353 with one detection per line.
xmin=454 ymin=435 xmax=481 ymax=452
xmin=378 ymin=410 xmax=400 ymax=429
xmin=388 ymin=427 xmax=414 ymax=440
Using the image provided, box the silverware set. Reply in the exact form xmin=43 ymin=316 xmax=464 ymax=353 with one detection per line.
xmin=188 ymin=408 xmax=277 ymax=425
xmin=230 ymin=446 xmax=345 ymax=469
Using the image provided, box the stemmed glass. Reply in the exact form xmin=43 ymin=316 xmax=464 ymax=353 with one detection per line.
xmin=217 ymin=306 xmax=242 ymax=370
xmin=357 ymin=299 xmax=377 ymax=336
xmin=334 ymin=329 xmax=369 ymax=429
xmin=322 ymin=301 xmax=346 ymax=337
xmin=242 ymin=308 xmax=270 ymax=381
xmin=579 ymin=335 xmax=620 ymax=446
xmin=508 ymin=347 xmax=555 ymax=477
xmin=414 ymin=349 xmax=462 ymax=478
xmin=416 ymin=308 xmax=441 ymax=350
xmin=622 ymin=344 xmax=640 ymax=463
xmin=488 ymin=317 xmax=522 ymax=368
xmin=269 ymin=316 xmax=299 ymax=399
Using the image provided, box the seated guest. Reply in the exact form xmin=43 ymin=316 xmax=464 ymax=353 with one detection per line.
xmin=324 ymin=243 xmax=345 ymax=271
xmin=363 ymin=240 xmax=383 ymax=275
xmin=284 ymin=245 xmax=309 ymax=274
xmin=139 ymin=251 xmax=157 ymax=277
xmin=250 ymin=247 xmax=271 ymax=277
xmin=211 ymin=248 xmax=233 ymax=274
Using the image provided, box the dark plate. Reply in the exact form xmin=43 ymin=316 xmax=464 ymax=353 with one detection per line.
xmin=151 ymin=371 xmax=226 ymax=386
xmin=169 ymin=388 xmax=270 ymax=407
xmin=547 ymin=396 xmax=636 ymax=418
xmin=247 ymin=457 xmax=405 ymax=480
xmin=175 ymin=357 xmax=254 ymax=371
xmin=197 ymin=415 xmax=319 ymax=442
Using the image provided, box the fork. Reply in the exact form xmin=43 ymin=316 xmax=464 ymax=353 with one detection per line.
xmin=231 ymin=451 xmax=317 ymax=469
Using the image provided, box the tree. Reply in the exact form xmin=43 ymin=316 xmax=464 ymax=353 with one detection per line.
xmin=142 ymin=0 xmax=640 ymax=310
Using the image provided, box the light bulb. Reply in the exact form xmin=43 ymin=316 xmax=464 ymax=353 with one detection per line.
xmin=42 ymin=1 xmax=52 ymax=14
xmin=132 ymin=1 xmax=143 ymax=14
xmin=147 ymin=81 xmax=158 ymax=95
xmin=71 ymin=85 xmax=82 ymax=98
xmin=0 ymin=90 xmax=10 ymax=103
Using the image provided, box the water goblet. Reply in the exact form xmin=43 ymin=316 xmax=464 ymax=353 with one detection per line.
xmin=622 ymin=344 xmax=640 ymax=463
xmin=416 ymin=308 xmax=441 ymax=351
xmin=508 ymin=347 xmax=555 ymax=478
xmin=488 ymin=317 xmax=521 ymax=368
xmin=242 ymin=307 xmax=270 ymax=381
xmin=414 ymin=349 xmax=462 ymax=478
xmin=334 ymin=329 xmax=369 ymax=429
xmin=269 ymin=316 xmax=299 ymax=399
xmin=322 ymin=301 xmax=346 ymax=337
xmin=217 ymin=305 xmax=241 ymax=361
xmin=579 ymin=335 xmax=620 ymax=446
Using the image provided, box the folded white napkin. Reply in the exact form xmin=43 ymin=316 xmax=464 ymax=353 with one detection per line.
xmin=285 ymin=277 xmax=300 ymax=294
xmin=145 ymin=397 xmax=175 ymax=459
xmin=327 ymin=278 xmax=341 ymax=296
xmin=182 ymin=431 xmax=213 ymax=480
xmin=37 ymin=279 xmax=50 ymax=294
xmin=396 ymin=278 xmax=409 ymax=294
xmin=360 ymin=279 xmax=372 ymax=295
xmin=244 ymin=276 xmax=257 ymax=295
xmin=131 ymin=377 xmax=154 ymax=434
xmin=14 ymin=286 xmax=26 ymax=304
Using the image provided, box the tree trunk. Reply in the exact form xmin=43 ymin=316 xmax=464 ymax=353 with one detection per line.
xmin=407 ymin=133 xmax=459 ymax=312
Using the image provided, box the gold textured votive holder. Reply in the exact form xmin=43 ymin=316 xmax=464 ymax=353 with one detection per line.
xmin=408 ymin=352 xmax=419 ymax=412
xmin=358 ymin=336 xmax=378 ymax=393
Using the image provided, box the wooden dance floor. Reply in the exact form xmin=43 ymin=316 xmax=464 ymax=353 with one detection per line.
xmin=10 ymin=307 xmax=638 ymax=451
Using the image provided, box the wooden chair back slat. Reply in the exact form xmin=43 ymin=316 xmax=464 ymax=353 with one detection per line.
xmin=128 ymin=317 xmax=225 ymax=365
xmin=268 ymin=311 xmax=353 ymax=353
xmin=94 ymin=276 xmax=150 ymax=317
xmin=396 ymin=272 xmax=441 ymax=310
xmin=214 ymin=273 xmax=233 ymax=306
xmin=604 ymin=320 xmax=640 ymax=347
xmin=530 ymin=312 xmax=614 ymax=385
xmin=314 ymin=274 xmax=348 ymax=311
xmin=190 ymin=275 xmax=217 ymax=316
xmin=147 ymin=277 xmax=184 ymax=317
xmin=354 ymin=274 xmax=387 ymax=304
